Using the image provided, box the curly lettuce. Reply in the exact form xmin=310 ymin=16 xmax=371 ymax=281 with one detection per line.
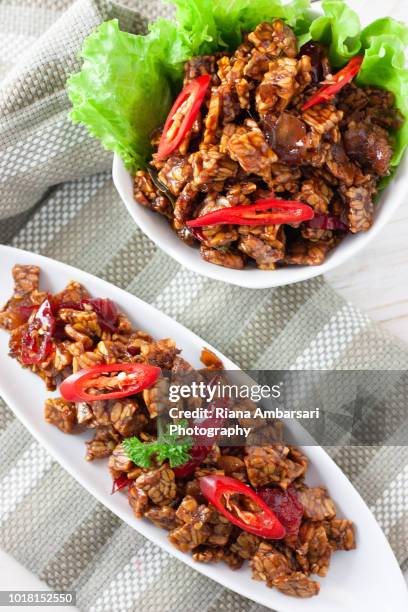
xmin=309 ymin=1 xmax=361 ymax=66
xmin=68 ymin=20 xmax=175 ymax=170
xmin=67 ymin=0 xmax=313 ymax=170
xmin=67 ymin=0 xmax=408 ymax=172
xmin=306 ymin=2 xmax=408 ymax=167
xmin=170 ymin=0 xmax=312 ymax=51
xmin=358 ymin=20 xmax=408 ymax=166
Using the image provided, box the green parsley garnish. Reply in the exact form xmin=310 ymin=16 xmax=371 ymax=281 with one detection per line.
xmin=122 ymin=421 xmax=192 ymax=469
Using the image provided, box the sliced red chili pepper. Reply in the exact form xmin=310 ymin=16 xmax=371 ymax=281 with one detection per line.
xmin=174 ymin=375 xmax=230 ymax=478
xmin=60 ymin=363 xmax=161 ymax=402
xmin=173 ymin=445 xmax=209 ymax=478
xmin=302 ymin=55 xmax=364 ymax=111
xmin=187 ymin=199 xmax=314 ymax=228
xmin=200 ymin=475 xmax=286 ymax=539
xmin=111 ymin=474 xmax=132 ymax=494
xmin=52 ymin=299 xmax=83 ymax=312
xmin=188 ymin=227 xmax=205 ymax=242
xmin=256 ymin=484 xmax=303 ymax=536
xmin=81 ymin=298 xmax=118 ymax=332
xmin=17 ymin=304 xmax=36 ymax=322
xmin=21 ymin=298 xmax=56 ymax=365
xmin=52 ymin=296 xmax=119 ymax=333
xmin=157 ymin=75 xmax=211 ymax=160
xmin=308 ymin=214 xmax=348 ymax=231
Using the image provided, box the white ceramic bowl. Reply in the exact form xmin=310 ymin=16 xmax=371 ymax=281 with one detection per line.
xmin=112 ymin=0 xmax=408 ymax=289
xmin=113 ymin=152 xmax=408 ymax=288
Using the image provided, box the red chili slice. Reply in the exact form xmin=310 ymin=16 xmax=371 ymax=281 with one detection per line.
xmin=17 ymin=305 xmax=36 ymax=322
xmin=174 ymin=375 xmax=230 ymax=478
xmin=52 ymin=299 xmax=83 ymax=312
xmin=52 ymin=296 xmax=119 ymax=333
xmin=81 ymin=298 xmax=119 ymax=332
xmin=256 ymin=484 xmax=303 ymax=536
xmin=60 ymin=363 xmax=161 ymax=402
xmin=308 ymin=214 xmax=348 ymax=231
xmin=111 ymin=474 xmax=132 ymax=495
xmin=200 ymin=475 xmax=286 ymax=539
xmin=21 ymin=298 xmax=56 ymax=365
xmin=302 ymin=55 xmax=364 ymax=111
xmin=173 ymin=445 xmax=209 ymax=479
xmin=156 ymin=75 xmax=211 ymax=160
xmin=187 ymin=199 xmax=314 ymax=228
xmin=188 ymin=227 xmax=205 ymax=242
xmin=173 ymin=413 xmax=227 ymax=479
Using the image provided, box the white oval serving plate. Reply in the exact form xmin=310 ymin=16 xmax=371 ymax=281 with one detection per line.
xmin=0 ymin=245 xmax=407 ymax=612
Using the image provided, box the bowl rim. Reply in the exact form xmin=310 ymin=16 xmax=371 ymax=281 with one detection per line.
xmin=113 ymin=151 xmax=408 ymax=289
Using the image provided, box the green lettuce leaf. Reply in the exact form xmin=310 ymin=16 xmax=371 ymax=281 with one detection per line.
xmin=67 ymin=0 xmax=408 ymax=173
xmin=308 ymin=0 xmax=361 ymax=67
xmin=306 ymin=1 xmax=408 ymax=167
xmin=67 ymin=0 xmax=312 ymax=171
xmin=358 ymin=29 xmax=408 ymax=166
xmin=68 ymin=20 xmax=176 ymax=170
xmin=171 ymin=0 xmax=312 ymax=52
xmin=167 ymin=0 xmax=221 ymax=55
xmin=360 ymin=17 xmax=408 ymax=47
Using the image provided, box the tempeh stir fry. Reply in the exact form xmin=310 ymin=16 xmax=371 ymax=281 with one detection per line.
xmin=1 ymin=264 xmax=356 ymax=598
xmin=134 ymin=20 xmax=402 ymax=270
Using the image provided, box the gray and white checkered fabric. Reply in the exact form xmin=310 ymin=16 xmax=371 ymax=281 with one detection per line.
xmin=0 ymin=1 xmax=407 ymax=610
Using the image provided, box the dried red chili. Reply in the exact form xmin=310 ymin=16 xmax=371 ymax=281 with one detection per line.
xmin=156 ymin=75 xmax=211 ymax=160
xmin=17 ymin=305 xmax=36 ymax=322
xmin=60 ymin=363 xmax=161 ymax=402
xmin=308 ymin=214 xmax=348 ymax=231
xmin=187 ymin=199 xmax=314 ymax=228
xmin=81 ymin=298 xmax=118 ymax=332
xmin=52 ymin=296 xmax=119 ymax=333
xmin=174 ymin=375 xmax=230 ymax=478
xmin=302 ymin=55 xmax=364 ymax=111
xmin=173 ymin=445 xmax=209 ymax=478
xmin=111 ymin=474 xmax=133 ymax=495
xmin=21 ymin=298 xmax=55 ymax=365
xmin=188 ymin=227 xmax=205 ymax=242
xmin=256 ymin=484 xmax=303 ymax=536
xmin=200 ymin=475 xmax=286 ymax=539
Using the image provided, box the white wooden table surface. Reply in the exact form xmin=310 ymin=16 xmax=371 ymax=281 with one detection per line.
xmin=324 ymin=0 xmax=408 ymax=344
xmin=1 ymin=0 xmax=406 ymax=602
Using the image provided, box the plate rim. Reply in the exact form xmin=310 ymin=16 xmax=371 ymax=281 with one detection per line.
xmin=0 ymin=244 xmax=407 ymax=612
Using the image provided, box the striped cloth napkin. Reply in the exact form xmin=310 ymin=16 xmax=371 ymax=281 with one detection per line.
xmin=0 ymin=1 xmax=407 ymax=610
